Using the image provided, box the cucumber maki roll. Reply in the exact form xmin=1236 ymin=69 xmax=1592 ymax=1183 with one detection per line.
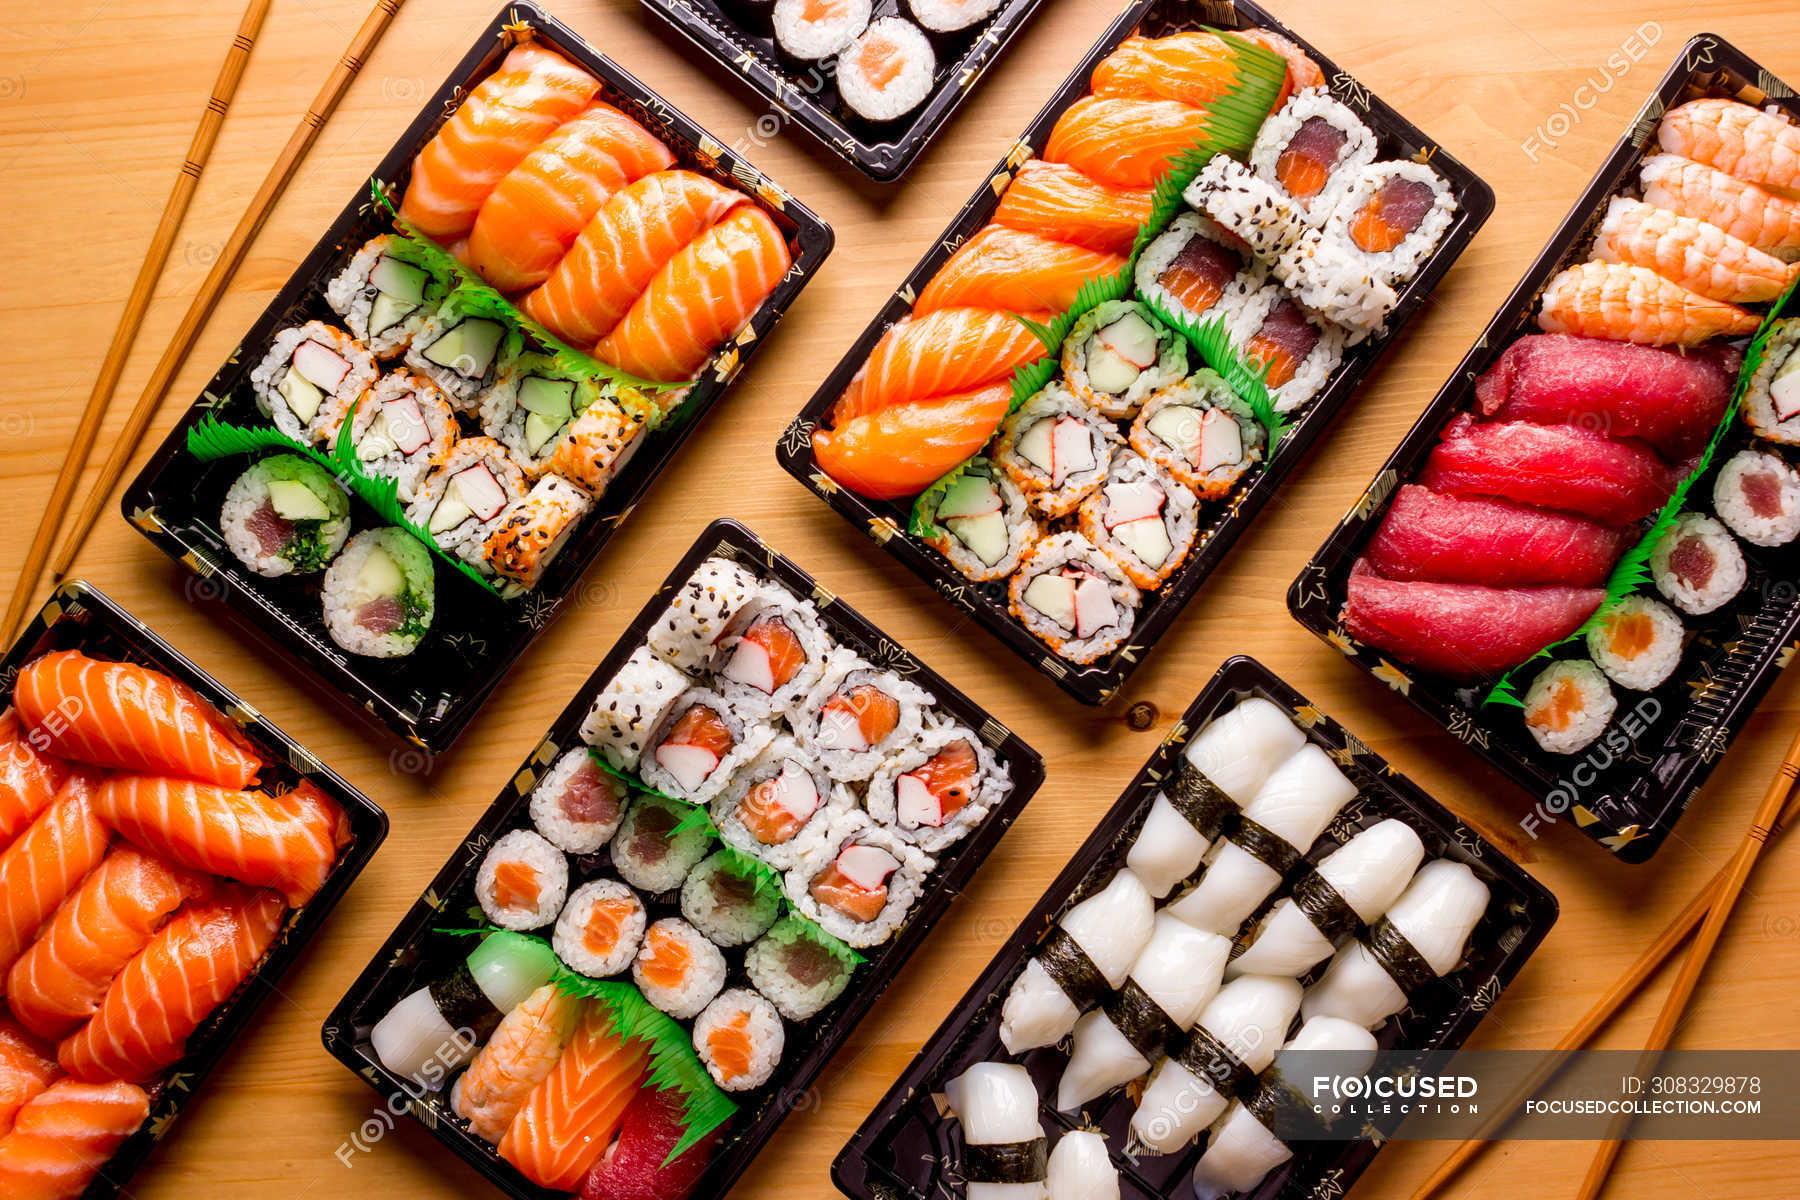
xmin=1130 ymin=370 xmax=1264 ymax=497
xmin=1007 ymin=532 xmax=1140 ymax=664
xmin=918 ymin=459 xmax=1039 ymax=583
xmin=680 ymin=850 xmax=781 ymax=947
xmin=251 ymin=321 xmax=377 ymax=445
xmin=336 ymin=369 xmax=459 ymax=502
xmin=404 ymin=296 xmax=522 ymax=413
xmin=220 ymin=454 xmax=351 ymax=577
xmin=1077 ymin=450 xmax=1199 ymax=590
xmin=744 ymin=915 xmax=855 ymax=1021
xmin=325 ymin=234 xmax=451 ymax=358
xmin=1061 ymin=300 xmax=1187 ymax=420
xmin=992 ymin=382 xmax=1123 ymax=519
xmin=321 ymin=528 xmax=434 ymax=658
xmin=784 ymin=811 xmax=933 ymax=949
xmin=477 ymin=353 xmax=605 ymax=478
xmin=404 ymin=436 xmax=525 ymax=554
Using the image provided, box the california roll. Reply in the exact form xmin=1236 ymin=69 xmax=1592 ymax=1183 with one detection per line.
xmin=1077 ymin=450 xmax=1199 ymax=589
xmin=917 ymin=458 xmax=1038 ymax=583
xmin=1130 ymin=370 xmax=1264 ymax=497
xmin=1007 ymin=532 xmax=1140 ymax=664
xmin=1061 ymin=299 xmax=1187 ymax=420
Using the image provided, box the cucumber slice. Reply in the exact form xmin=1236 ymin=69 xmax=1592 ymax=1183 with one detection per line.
xmin=277 ymin=368 xmax=324 ymax=425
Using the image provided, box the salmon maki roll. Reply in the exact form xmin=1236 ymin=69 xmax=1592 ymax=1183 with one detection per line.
xmin=811 ymin=382 xmax=1012 ymax=500
xmin=713 ymin=737 xmax=846 ymax=870
xmin=89 ymin=775 xmax=349 ymax=907
xmin=399 ymin=43 xmax=601 ymax=241
xmin=785 ymin=811 xmax=932 ymax=948
xmin=467 ymin=103 xmax=675 ymax=292
xmin=994 ymin=159 xmax=1153 ymax=256
xmin=0 ymin=1078 xmax=149 ymax=1200
xmin=795 ymin=649 xmax=933 ymax=782
xmin=498 ymin=1001 xmax=648 ymax=1191
xmin=1045 ymin=96 xmax=1215 ymax=189
xmin=835 ymin=306 xmax=1048 ymax=424
xmin=0 ymin=773 xmax=107 ymax=983
xmin=0 ymin=1021 xmax=58 ymax=1138
xmin=0 ymin=711 xmax=69 ymax=846
xmin=1537 ymin=261 xmax=1760 ymax=347
xmin=593 ymin=205 xmax=792 ymax=382
xmin=450 ymin=983 xmax=579 ymax=1145
xmin=916 ymin=226 xmax=1125 ymax=315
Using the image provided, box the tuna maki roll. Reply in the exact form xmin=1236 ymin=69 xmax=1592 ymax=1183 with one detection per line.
xmin=338 ymin=370 xmax=459 ymax=502
xmin=252 ymin=321 xmax=377 ymax=444
xmin=1651 ymin=513 xmax=1747 ymax=615
xmin=1007 ymin=532 xmax=1140 ymax=664
xmin=1713 ymin=448 xmax=1800 ymax=547
xmin=712 ymin=736 xmax=846 ymax=869
xmin=1248 ymin=87 xmax=1378 ymax=221
xmin=744 ymin=916 xmax=856 ymax=1021
xmin=477 ymin=353 xmax=605 ymax=478
xmin=1229 ymin=284 xmax=1347 ymax=413
xmin=475 ymin=829 xmax=569 ymax=931
xmin=1522 ymin=659 xmax=1616 ymax=755
xmin=405 ymin=436 xmax=525 ymax=554
xmin=551 ymin=878 xmax=644 ymax=978
xmin=528 ymin=748 xmax=629 ymax=854
xmin=693 ymin=988 xmax=784 ymax=1092
xmin=322 ymin=528 xmax=435 ymax=658
xmin=638 ymin=688 xmax=771 ymax=804
xmin=1585 ymin=596 xmax=1684 ymax=691
xmin=785 ymin=812 xmax=932 ymax=948
xmin=1273 ymin=228 xmax=1400 ymax=343
xmin=837 ymin=18 xmax=936 ymax=123
xmin=918 ymin=458 xmax=1039 ymax=583
xmin=632 ymin=917 xmax=726 ymax=1019
xmin=647 ymin=556 xmax=764 ymax=673
xmin=481 ymin=474 xmax=592 ymax=590
xmin=865 ymin=718 xmax=1009 ymax=853
xmin=712 ymin=592 xmax=832 ymax=718
xmin=794 ymin=649 xmax=934 ymax=782
xmin=1135 ymin=212 xmax=1266 ymax=329
xmin=992 ymin=383 xmax=1123 ymax=518
xmin=1130 ymin=370 xmax=1265 ymax=497
xmin=220 ymin=455 xmax=351 ymax=577
xmin=610 ymin=792 xmax=712 ymax=894
xmin=579 ymin=646 xmax=688 ymax=772
xmin=680 ymin=850 xmax=781 ymax=947
xmin=1745 ymin=318 xmax=1800 ymax=445
xmin=1184 ymin=155 xmax=1310 ymax=261
xmin=1323 ymin=160 xmax=1458 ymax=284
xmin=1062 ymin=300 xmax=1187 ymax=420
xmin=325 ymin=234 xmax=450 ymax=357
xmin=404 ymin=297 xmax=521 ymax=413
xmin=1077 ymin=450 xmax=1200 ymax=590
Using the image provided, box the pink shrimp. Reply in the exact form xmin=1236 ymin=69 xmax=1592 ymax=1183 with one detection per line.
xmin=1537 ymin=262 xmax=1760 ymax=348
xmin=1592 ymin=196 xmax=1798 ymax=304
xmin=1657 ymin=98 xmax=1800 ymax=198
xmin=1639 ymin=154 xmax=1800 ymax=261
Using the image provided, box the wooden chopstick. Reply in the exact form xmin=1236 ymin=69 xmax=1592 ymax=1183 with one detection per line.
xmin=47 ymin=0 xmax=407 ymax=581
xmin=0 ymin=0 xmax=273 ymax=645
xmin=1407 ymin=783 xmax=1800 ymax=1200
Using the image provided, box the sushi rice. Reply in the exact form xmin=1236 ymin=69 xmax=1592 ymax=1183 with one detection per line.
xmin=864 ymin=717 xmax=1008 ymax=853
xmin=528 ymin=747 xmax=629 ymax=854
xmin=551 ymin=878 xmax=645 ymax=977
xmin=480 ymin=474 xmax=592 ymax=590
xmin=1248 ymin=87 xmax=1379 ymax=221
xmin=1228 ymin=284 xmax=1347 ymax=413
xmin=772 ymin=0 xmax=870 ymax=60
xmin=1183 ymin=155 xmax=1310 ymax=262
xmin=1585 ymin=596 xmax=1684 ymax=692
xmin=680 ymin=850 xmax=782 ymax=947
xmin=1006 ymin=532 xmax=1141 ymax=665
xmin=1129 ymin=369 xmax=1265 ymax=498
xmin=1061 ymin=299 xmax=1188 ymax=420
xmin=919 ymin=458 xmax=1040 ymax=583
xmin=1522 ymin=659 xmax=1617 ymax=755
xmin=711 ymin=736 xmax=848 ymax=869
xmin=837 ymin=18 xmax=936 ymax=124
xmin=322 ymin=527 xmax=435 ymax=658
xmin=784 ymin=811 xmax=934 ymax=948
xmin=1134 ymin=212 xmax=1266 ymax=329
xmin=1713 ymin=447 xmax=1800 ymax=547
xmin=325 ymin=233 xmax=450 ymax=358
xmin=404 ymin=300 xmax=520 ymax=413
xmin=991 ymin=382 xmax=1123 ymax=518
xmin=1273 ymin=227 xmax=1400 ymax=343
xmin=1650 ymin=512 xmax=1747 ymax=616
xmin=1077 ymin=450 xmax=1199 ymax=590
xmin=609 ymin=792 xmax=713 ymax=894
xmin=1320 ymin=160 xmax=1458 ymax=284
xmin=546 ymin=395 xmax=645 ymax=497
xmin=476 ymin=829 xmax=570 ymax=930
xmin=692 ymin=988 xmax=785 ymax=1092
xmin=476 ymin=352 xmax=606 ymax=478
xmin=906 ymin=0 xmax=1003 ymax=31
xmin=580 ymin=645 xmax=689 ymax=771
xmin=220 ymin=455 xmax=351 ymax=578
xmin=793 ymin=649 xmax=933 ymax=782
xmin=404 ymin=435 xmax=525 ymax=553
xmin=632 ymin=917 xmax=726 ymax=1019
xmin=251 ymin=321 xmax=378 ymax=445
xmin=1744 ymin=318 xmax=1800 ymax=445
xmin=745 ymin=915 xmax=855 ymax=1020
xmin=711 ymin=590 xmax=832 ymax=719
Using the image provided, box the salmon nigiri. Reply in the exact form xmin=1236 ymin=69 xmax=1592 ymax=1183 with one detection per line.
xmin=835 ymin=307 xmax=1048 ymax=424
xmin=993 ymin=159 xmax=1153 ymax=256
xmin=399 ymin=43 xmax=602 ymax=241
xmin=522 ymin=170 xmax=746 ymax=347
xmin=0 ymin=711 xmax=69 ymax=845
xmin=0 ymin=1021 xmax=58 ymax=1138
xmin=90 ymin=775 xmax=348 ymax=907
xmin=1044 ymin=96 xmax=1216 ymax=188
xmin=916 ymin=226 xmax=1124 ymax=315
xmin=498 ymin=1001 xmax=649 ymax=1190
xmin=1658 ymin=98 xmax=1800 ymax=197
xmin=1593 ymin=196 xmax=1797 ymax=304
xmin=13 ymin=651 xmax=262 ymax=789
xmin=0 ymin=1078 xmax=149 ymax=1200
xmin=58 ymin=885 xmax=286 ymax=1083
xmin=451 ymin=983 xmax=579 ymax=1144
xmin=593 ymin=205 xmax=791 ymax=383
xmin=9 ymin=847 xmax=211 ymax=1040
xmin=1538 ymin=262 xmax=1760 ymax=347
xmin=467 ymin=103 xmax=675 ymax=292
xmin=1091 ymin=32 xmax=1269 ymax=108
xmin=1639 ymin=154 xmax=1800 ymax=260
xmin=0 ymin=773 xmax=107 ymax=982
xmin=812 ymin=383 xmax=1012 ymax=500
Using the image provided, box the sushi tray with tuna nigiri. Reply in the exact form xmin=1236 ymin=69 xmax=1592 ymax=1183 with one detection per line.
xmin=123 ymin=3 xmax=832 ymax=754
xmin=637 ymin=0 xmax=1047 ymax=181
xmin=1291 ymin=35 xmax=1800 ymax=863
xmin=325 ymin=518 xmax=1044 ymax=1200
xmin=834 ymin=655 xmax=1557 ymax=1200
xmin=777 ymin=0 xmax=1493 ymax=706
xmin=0 ymin=580 xmax=385 ymax=1199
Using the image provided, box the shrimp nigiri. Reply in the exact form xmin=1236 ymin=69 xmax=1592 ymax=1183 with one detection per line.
xmin=1537 ymin=261 xmax=1760 ymax=347
xmin=1593 ymin=196 xmax=1798 ymax=303
xmin=451 ymin=984 xmax=579 ymax=1144
xmin=1639 ymin=153 xmax=1800 ymax=261
xmin=0 ymin=711 xmax=69 ymax=845
xmin=0 ymin=1078 xmax=149 ymax=1200
xmin=1657 ymin=98 xmax=1800 ymax=198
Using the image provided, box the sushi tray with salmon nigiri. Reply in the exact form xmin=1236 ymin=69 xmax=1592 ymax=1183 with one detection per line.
xmin=776 ymin=0 xmax=1494 ymax=707
xmin=1290 ymin=35 xmax=1800 ymax=864
xmin=637 ymin=0 xmax=1048 ymax=181
xmin=834 ymin=655 xmax=1558 ymax=1200
xmin=324 ymin=518 xmax=1044 ymax=1200
xmin=123 ymin=3 xmax=832 ymax=754
xmin=0 ymin=581 xmax=385 ymax=1199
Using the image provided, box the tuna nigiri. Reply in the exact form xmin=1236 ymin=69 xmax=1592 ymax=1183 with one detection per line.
xmin=1045 ymin=96 xmax=1215 ymax=189
xmin=522 ymin=171 xmax=745 ymax=347
xmin=58 ymin=885 xmax=286 ymax=1083
xmin=835 ymin=307 xmax=1047 ymax=424
xmin=1593 ymin=196 xmax=1797 ymax=304
xmin=467 ymin=103 xmax=676 ymax=292
xmin=579 ymin=1084 xmax=723 ymax=1200
xmin=0 ymin=711 xmax=69 ymax=845
xmin=1420 ymin=416 xmax=1683 ymax=526
xmin=1639 ymin=154 xmax=1800 ymax=260
xmin=13 ymin=651 xmax=262 ymax=789
xmin=1537 ymin=261 xmax=1760 ymax=346
xmin=452 ymin=983 xmax=579 ymax=1144
xmin=90 ymin=775 xmax=347 ymax=907
xmin=8 ymin=847 xmax=211 ymax=1040
xmin=593 ymin=206 xmax=791 ymax=382
xmin=0 ymin=773 xmax=107 ymax=982
xmin=993 ymin=160 xmax=1152 ymax=256
xmin=0 ymin=1078 xmax=149 ymax=1200
xmin=499 ymin=1002 xmax=649 ymax=1191
xmin=811 ymin=383 xmax=1012 ymax=500
xmin=399 ymin=44 xmax=602 ymax=241
xmin=1658 ymin=98 xmax=1800 ymax=197
xmin=1365 ymin=486 xmax=1630 ymax=588
xmin=916 ymin=226 xmax=1124 ymax=315
xmin=0 ymin=1021 xmax=57 ymax=1138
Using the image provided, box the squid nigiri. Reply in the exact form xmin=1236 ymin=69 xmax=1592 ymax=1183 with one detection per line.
xmin=1657 ymin=98 xmax=1800 ymax=198
xmin=451 ymin=983 xmax=579 ymax=1144
xmin=1594 ymin=196 xmax=1797 ymax=303
xmin=999 ymin=868 xmax=1154 ymax=1054
xmin=1536 ymin=261 xmax=1760 ymax=347
xmin=0 ymin=1078 xmax=149 ymax=1200
xmin=1639 ymin=153 xmax=1800 ymax=260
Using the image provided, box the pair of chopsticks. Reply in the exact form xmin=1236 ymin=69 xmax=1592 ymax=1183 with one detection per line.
xmin=2 ymin=0 xmax=406 ymax=644
xmin=1410 ymin=722 xmax=1800 ymax=1200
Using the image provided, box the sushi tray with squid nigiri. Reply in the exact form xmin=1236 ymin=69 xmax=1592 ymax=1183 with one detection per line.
xmin=834 ymin=655 xmax=1558 ymax=1200
xmin=0 ymin=580 xmax=386 ymax=1199
xmin=123 ymin=3 xmax=832 ymax=755
xmin=636 ymin=0 xmax=1048 ymax=181
xmin=1290 ymin=35 xmax=1800 ymax=864
xmin=324 ymin=518 xmax=1044 ymax=1200
xmin=776 ymin=0 xmax=1493 ymax=707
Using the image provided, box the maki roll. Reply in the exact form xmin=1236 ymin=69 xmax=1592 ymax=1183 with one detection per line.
xmin=1135 ymin=213 xmax=1266 ymax=329
xmin=1130 ymin=370 xmax=1264 ymax=498
xmin=1061 ymin=300 xmax=1187 ymax=420
xmin=693 ymin=988 xmax=785 ymax=1092
xmin=1522 ymin=659 xmax=1617 ymax=755
xmin=1322 ymin=160 xmax=1457 ymax=284
xmin=918 ymin=459 xmax=1039 ymax=583
xmin=528 ymin=748 xmax=629 ymax=854
xmin=992 ymin=383 xmax=1123 ymax=518
xmin=551 ymin=879 xmax=645 ymax=978
xmin=610 ymin=792 xmax=712 ymax=893
xmin=476 ymin=830 xmax=570 ymax=931
xmin=477 ymin=353 xmax=604 ymax=478
xmin=404 ymin=297 xmax=520 ymax=412
xmin=647 ymin=556 xmax=764 ymax=673
xmin=945 ymin=1062 xmax=1049 ymax=1200
xmin=251 ymin=321 xmax=377 ymax=444
xmin=545 ymin=394 xmax=645 ymax=497
xmin=405 ymin=436 xmax=525 ymax=553
xmin=1247 ymin=87 xmax=1378 ymax=221
xmin=745 ymin=915 xmax=856 ymax=1020
xmin=371 ymin=931 xmax=558 ymax=1086
xmin=712 ymin=593 xmax=832 ymax=718
xmin=1272 ymin=228 xmax=1400 ymax=343
xmin=772 ymin=0 xmax=870 ymax=61
xmin=1650 ymin=512 xmax=1746 ymax=615
xmin=220 ymin=455 xmax=351 ymax=577
xmin=1228 ymin=285 xmax=1347 ymax=413
xmin=1183 ymin=155 xmax=1310 ymax=261
xmin=1078 ymin=451 xmax=1200 ymax=590
xmin=713 ymin=736 xmax=845 ymax=869
xmin=999 ymin=869 xmax=1154 ymax=1054
xmin=1007 ymin=532 xmax=1141 ymax=665
xmin=325 ymin=234 xmax=450 ymax=357
xmin=794 ymin=649 xmax=934 ymax=782
xmin=785 ymin=811 xmax=933 ymax=948
xmin=1744 ymin=317 xmax=1800 ymax=445
xmin=907 ymin=0 xmax=1003 ymax=31
xmin=322 ymin=528 xmax=435 ymax=658
xmin=1585 ymin=597 xmax=1685 ymax=692
xmin=481 ymin=474 xmax=592 ymax=590
xmin=579 ymin=645 xmax=688 ymax=771
xmin=339 ymin=370 xmax=459 ymax=502
xmin=680 ymin=850 xmax=781 ymax=947
xmin=1714 ymin=448 xmax=1800 ymax=546
xmin=837 ymin=18 xmax=937 ymax=123
xmin=865 ymin=718 xmax=1010 ymax=852
xmin=638 ymin=687 xmax=771 ymax=804
xmin=632 ymin=917 xmax=726 ymax=1019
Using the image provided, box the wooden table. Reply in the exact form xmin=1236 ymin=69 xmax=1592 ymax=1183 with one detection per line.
xmin=4 ymin=0 xmax=1799 ymax=1195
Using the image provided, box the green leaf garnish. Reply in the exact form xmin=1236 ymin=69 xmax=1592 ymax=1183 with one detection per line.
xmin=1139 ymin=291 xmax=1286 ymax=449
xmin=908 ymin=456 xmax=988 ymax=539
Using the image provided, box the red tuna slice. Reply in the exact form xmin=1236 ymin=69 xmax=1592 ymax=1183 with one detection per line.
xmin=1418 ymin=415 xmax=1682 ymax=525
xmin=1340 ymin=560 xmax=1603 ymax=680
xmin=1473 ymin=334 xmax=1740 ymax=459
xmin=1364 ymin=485 xmax=1631 ymax=587
xmin=580 ymin=1084 xmax=721 ymax=1200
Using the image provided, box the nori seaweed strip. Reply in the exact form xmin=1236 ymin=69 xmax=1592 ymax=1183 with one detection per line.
xmin=1365 ymin=916 xmax=1440 ymax=997
xmin=1166 ymin=759 xmax=1237 ymax=841
xmin=1289 ymin=868 xmax=1362 ymax=944
xmin=1038 ymin=926 xmax=1111 ymax=1011
xmin=1105 ymin=979 xmax=1182 ymax=1061
xmin=1243 ymin=1067 xmax=1328 ymax=1139
xmin=1173 ymin=1023 xmax=1254 ymax=1097
xmin=1227 ymin=814 xmax=1306 ymax=879
xmin=965 ymin=1138 xmax=1049 ymax=1182
xmin=426 ymin=962 xmax=504 ymax=1044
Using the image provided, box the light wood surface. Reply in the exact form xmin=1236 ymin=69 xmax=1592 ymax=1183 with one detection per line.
xmin=3 ymin=2 xmax=1798 ymax=1198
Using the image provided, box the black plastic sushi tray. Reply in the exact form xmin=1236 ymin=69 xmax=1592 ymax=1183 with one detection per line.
xmin=323 ymin=518 xmax=1045 ymax=1200
xmin=0 ymin=581 xmax=387 ymax=1200
xmin=775 ymin=0 xmax=1494 ymax=708
xmin=833 ymin=654 xmax=1559 ymax=1200
xmin=122 ymin=2 xmax=833 ymax=756
xmin=1289 ymin=35 xmax=1800 ymax=865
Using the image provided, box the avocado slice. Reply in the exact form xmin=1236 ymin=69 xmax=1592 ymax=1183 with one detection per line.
xmin=277 ymin=367 xmax=324 ymax=425
xmin=423 ymin=317 xmax=504 ymax=379
xmin=359 ymin=546 xmax=403 ymax=595
xmin=267 ymin=478 xmax=332 ymax=521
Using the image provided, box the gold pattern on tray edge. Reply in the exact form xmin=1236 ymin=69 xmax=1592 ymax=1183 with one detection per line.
xmin=1371 ymin=659 xmax=1411 ymax=694
xmin=868 ymin=516 xmax=901 ymax=544
xmin=1570 ymin=804 xmax=1600 ymax=828
xmin=810 ymin=583 xmax=838 ymax=608
xmin=1352 ymin=469 xmax=1398 ymax=521
xmin=1600 ymin=824 xmax=1645 ymax=853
